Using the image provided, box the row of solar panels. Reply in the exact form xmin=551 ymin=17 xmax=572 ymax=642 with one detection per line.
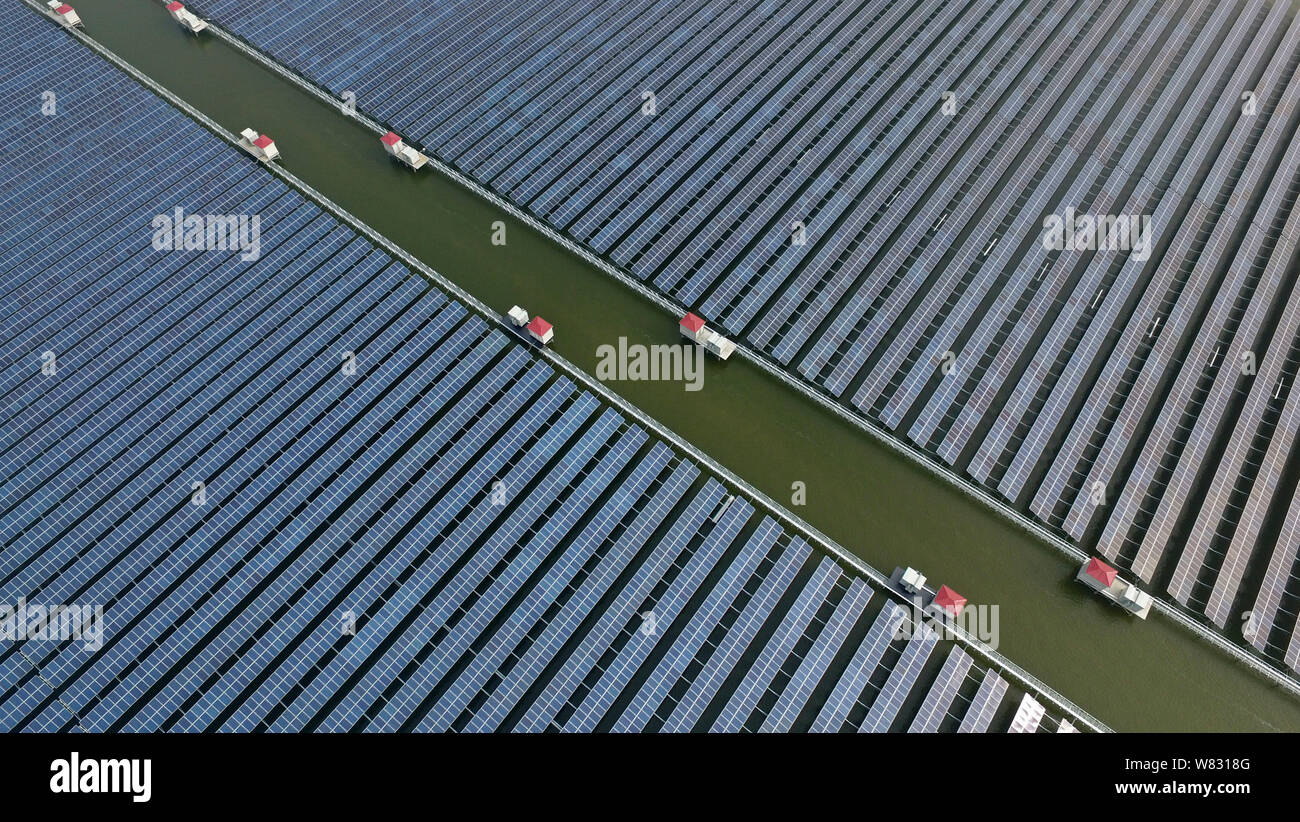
xmin=186 ymin=0 xmax=1300 ymax=672
xmin=0 ymin=4 xmax=1071 ymax=732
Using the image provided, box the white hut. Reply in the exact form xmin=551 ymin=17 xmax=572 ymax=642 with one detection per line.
xmin=506 ymin=306 xmax=529 ymax=328
xmin=900 ymin=567 xmax=927 ymax=595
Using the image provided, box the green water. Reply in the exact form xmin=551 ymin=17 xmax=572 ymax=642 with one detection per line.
xmin=54 ymin=0 xmax=1300 ymax=731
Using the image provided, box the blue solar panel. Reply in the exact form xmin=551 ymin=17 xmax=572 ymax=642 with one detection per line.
xmin=711 ymin=556 xmax=841 ymax=732
xmin=759 ymin=578 xmax=872 ymax=732
xmin=656 ymin=541 xmax=807 ymax=731
xmin=608 ymin=518 xmax=781 ymax=733
xmin=510 ymin=478 xmax=726 ymax=732
xmin=554 ymin=496 xmax=752 ymax=733
xmin=455 ymin=443 xmax=678 ymax=733
xmin=12 ymin=0 xmax=1300 ymax=700
xmin=810 ymin=601 xmax=906 ymax=732
xmin=404 ymin=423 xmax=652 ymax=732
xmin=957 ymin=669 xmax=1008 ymax=733
xmin=858 ymin=620 xmax=937 ymax=733
xmin=908 ymin=646 xmax=973 ymax=732
xmin=173 ymin=0 xmax=1300 ymax=637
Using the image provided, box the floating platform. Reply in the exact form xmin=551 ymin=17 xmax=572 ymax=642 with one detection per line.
xmin=679 ymin=312 xmax=735 ymax=360
xmin=45 ymin=1 xmax=81 ymax=28
xmin=380 ymin=131 xmax=428 ymax=170
xmin=166 ymin=2 xmax=208 ymax=34
xmin=502 ymin=304 xmax=552 ymax=345
xmin=1076 ymin=557 xmax=1152 ymax=619
xmin=238 ymin=128 xmax=279 ymax=163
xmin=888 ymin=566 xmax=967 ymax=622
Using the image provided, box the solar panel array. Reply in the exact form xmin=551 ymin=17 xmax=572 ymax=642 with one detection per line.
xmin=187 ymin=0 xmax=1300 ymax=672
xmin=0 ymin=5 xmax=1057 ymax=732
xmin=957 ymin=669 xmax=1009 ymax=733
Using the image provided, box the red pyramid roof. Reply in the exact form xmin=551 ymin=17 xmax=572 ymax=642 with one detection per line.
xmin=933 ymin=585 xmax=966 ymax=616
xmin=56 ymin=4 xmax=74 ymax=13
xmin=680 ymin=312 xmax=706 ymax=332
xmin=166 ymin=2 xmax=183 ymax=10
xmin=526 ymin=316 xmax=552 ymax=336
xmin=252 ymin=134 xmax=274 ymax=148
xmin=381 ymin=131 xmax=402 ymax=146
xmin=1085 ymin=557 xmax=1118 ymax=587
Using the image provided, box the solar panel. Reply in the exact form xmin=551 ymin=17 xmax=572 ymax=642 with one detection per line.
xmin=1246 ymin=484 xmax=1300 ymax=661
xmin=857 ymin=619 xmax=936 ymax=733
xmin=711 ymin=556 xmax=841 ymax=732
xmin=307 ymin=388 xmax=600 ymax=732
xmin=810 ymin=601 xmax=906 ymax=732
xmin=759 ymin=578 xmax=872 ymax=732
xmin=608 ymin=518 xmax=782 ymax=733
xmin=456 ymin=444 xmax=681 ymax=733
xmin=1007 ymin=692 xmax=1046 ymax=733
xmin=403 ymin=424 xmax=653 ymax=732
xmin=1031 ymin=4 xmax=1288 ymax=534
xmin=907 ymin=646 xmax=973 ymax=732
xmin=510 ymin=478 xmax=726 ymax=733
xmin=957 ymin=669 xmax=1009 ymax=733
xmin=657 ymin=538 xmax=812 ymax=733
xmin=552 ymin=497 xmax=753 ymax=733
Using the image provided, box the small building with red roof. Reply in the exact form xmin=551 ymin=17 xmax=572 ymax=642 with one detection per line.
xmin=678 ymin=312 xmax=735 ymax=358
xmin=166 ymin=1 xmax=208 ymax=33
xmin=1075 ymin=556 xmax=1152 ymax=618
xmin=930 ymin=585 xmax=966 ymax=619
xmin=1079 ymin=557 xmax=1118 ymax=591
xmin=47 ymin=1 xmax=82 ymax=27
xmin=526 ymin=316 xmax=553 ymax=345
xmin=239 ymin=128 xmax=280 ymax=162
xmin=379 ymin=131 xmax=428 ymax=169
xmin=679 ymin=312 xmax=707 ymax=343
